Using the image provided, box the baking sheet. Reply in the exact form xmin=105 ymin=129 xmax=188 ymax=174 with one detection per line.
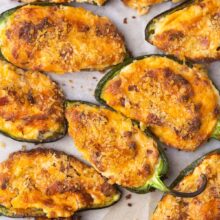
xmin=0 ymin=0 xmax=220 ymax=219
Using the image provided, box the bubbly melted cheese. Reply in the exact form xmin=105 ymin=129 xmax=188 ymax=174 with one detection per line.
xmin=152 ymin=152 xmax=220 ymax=220
xmin=0 ymin=59 xmax=65 ymax=142
xmin=65 ymin=102 xmax=160 ymax=188
xmin=150 ymin=0 xmax=220 ymax=61
xmin=101 ymin=56 xmax=219 ymax=151
xmin=0 ymin=149 xmax=119 ymax=218
xmin=0 ymin=5 xmax=126 ymax=73
xmin=20 ymin=0 xmax=106 ymax=5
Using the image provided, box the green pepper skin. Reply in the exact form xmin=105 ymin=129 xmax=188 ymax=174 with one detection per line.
xmin=211 ymin=120 xmax=220 ymax=140
xmin=65 ymin=100 xmax=169 ymax=194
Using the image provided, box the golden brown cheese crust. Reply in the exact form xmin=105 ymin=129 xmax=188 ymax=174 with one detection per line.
xmin=0 ymin=148 xmax=119 ymax=218
xmin=123 ymin=0 xmax=166 ymax=15
xmin=20 ymin=0 xmax=106 ymax=5
xmin=101 ymin=56 xmax=219 ymax=151
xmin=149 ymin=0 xmax=220 ymax=61
xmin=65 ymin=102 xmax=160 ymax=188
xmin=0 ymin=59 xmax=65 ymax=142
xmin=152 ymin=153 xmax=220 ymax=220
xmin=122 ymin=0 xmax=180 ymax=15
xmin=0 ymin=5 xmax=126 ymax=73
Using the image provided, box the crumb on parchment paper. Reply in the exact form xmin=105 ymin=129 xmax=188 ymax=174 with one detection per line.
xmin=0 ymin=141 xmax=6 ymax=148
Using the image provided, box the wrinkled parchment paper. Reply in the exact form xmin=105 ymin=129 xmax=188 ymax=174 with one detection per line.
xmin=1 ymin=1 xmax=220 ymax=219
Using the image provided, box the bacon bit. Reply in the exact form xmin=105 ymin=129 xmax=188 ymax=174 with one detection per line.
xmin=127 ymin=203 xmax=132 ymax=207
xmin=96 ymin=22 xmax=120 ymax=39
xmin=209 ymin=186 xmax=220 ymax=198
xmin=188 ymin=117 xmax=201 ymax=133
xmin=147 ymin=113 xmax=162 ymax=126
xmin=108 ymin=79 xmax=122 ymax=95
xmin=123 ymin=18 xmax=128 ymax=24
xmin=128 ymin=141 xmax=136 ymax=150
xmin=167 ymin=30 xmax=184 ymax=41
xmin=120 ymin=97 xmax=126 ymax=107
xmin=1 ymin=177 xmax=9 ymax=190
xmin=199 ymin=36 xmax=210 ymax=49
xmin=214 ymin=106 xmax=220 ymax=116
xmin=125 ymin=194 xmax=132 ymax=199
xmin=128 ymin=85 xmax=139 ymax=92
xmin=27 ymin=91 xmax=35 ymax=104
xmin=77 ymin=24 xmax=90 ymax=32
xmin=60 ymin=43 xmax=73 ymax=60
xmin=101 ymin=182 xmax=116 ymax=197
xmin=0 ymin=97 xmax=9 ymax=106
xmin=123 ymin=131 xmax=133 ymax=138
xmin=19 ymin=22 xmax=37 ymax=43
xmin=146 ymin=149 xmax=153 ymax=155
xmin=46 ymin=181 xmax=82 ymax=196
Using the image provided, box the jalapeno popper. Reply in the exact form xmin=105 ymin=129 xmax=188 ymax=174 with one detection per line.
xmin=65 ymin=101 xmax=207 ymax=197
xmin=122 ymin=0 xmax=180 ymax=15
xmin=152 ymin=149 xmax=220 ymax=220
xmin=0 ymin=148 xmax=121 ymax=218
xmin=146 ymin=0 xmax=220 ymax=62
xmin=20 ymin=0 xmax=106 ymax=5
xmin=0 ymin=59 xmax=66 ymax=143
xmin=95 ymin=55 xmax=220 ymax=151
xmin=0 ymin=4 xmax=126 ymax=73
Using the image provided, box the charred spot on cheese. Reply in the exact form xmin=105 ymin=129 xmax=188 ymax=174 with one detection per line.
xmin=96 ymin=55 xmax=220 ymax=151
xmin=0 ymin=4 xmax=126 ymax=74
xmin=152 ymin=149 xmax=220 ymax=220
xmin=122 ymin=0 xmax=180 ymax=15
xmin=65 ymin=101 xmax=169 ymax=193
xmin=0 ymin=148 xmax=120 ymax=218
xmin=146 ymin=0 xmax=220 ymax=62
xmin=0 ymin=59 xmax=66 ymax=143
xmin=20 ymin=0 xmax=106 ymax=5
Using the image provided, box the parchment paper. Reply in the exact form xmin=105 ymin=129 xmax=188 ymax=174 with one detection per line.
xmin=0 ymin=1 xmax=220 ymax=219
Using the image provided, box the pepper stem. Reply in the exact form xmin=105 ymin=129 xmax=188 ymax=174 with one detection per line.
xmin=150 ymin=174 xmax=207 ymax=198
xmin=211 ymin=120 xmax=220 ymax=140
xmin=149 ymin=175 xmax=170 ymax=193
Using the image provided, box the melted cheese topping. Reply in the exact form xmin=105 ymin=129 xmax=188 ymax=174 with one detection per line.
xmin=123 ymin=0 xmax=166 ymax=15
xmin=101 ymin=56 xmax=219 ymax=151
xmin=150 ymin=0 xmax=220 ymax=61
xmin=122 ymin=0 xmax=180 ymax=15
xmin=20 ymin=0 xmax=106 ymax=5
xmin=152 ymin=152 xmax=220 ymax=220
xmin=0 ymin=149 xmax=119 ymax=218
xmin=0 ymin=59 xmax=65 ymax=142
xmin=0 ymin=5 xmax=126 ymax=73
xmin=65 ymin=102 xmax=160 ymax=188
